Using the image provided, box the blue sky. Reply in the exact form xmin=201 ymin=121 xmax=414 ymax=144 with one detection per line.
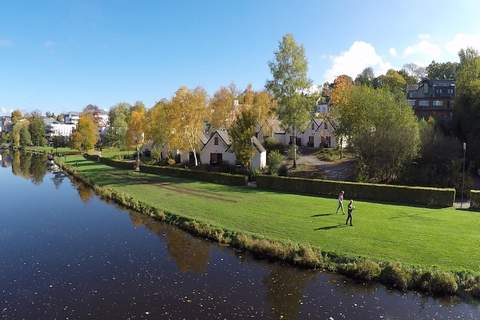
xmin=1 ymin=0 xmax=479 ymax=114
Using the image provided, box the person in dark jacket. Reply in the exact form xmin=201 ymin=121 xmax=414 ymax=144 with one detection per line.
xmin=345 ymin=200 xmax=355 ymax=226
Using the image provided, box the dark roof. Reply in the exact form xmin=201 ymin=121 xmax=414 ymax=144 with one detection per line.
xmin=201 ymin=129 xmax=232 ymax=151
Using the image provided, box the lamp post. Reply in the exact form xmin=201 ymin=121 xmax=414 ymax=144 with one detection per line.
xmin=461 ymin=142 xmax=466 ymax=208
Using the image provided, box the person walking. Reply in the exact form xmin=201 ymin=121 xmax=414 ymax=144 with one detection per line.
xmin=346 ymin=200 xmax=355 ymax=226
xmin=336 ymin=191 xmax=345 ymax=214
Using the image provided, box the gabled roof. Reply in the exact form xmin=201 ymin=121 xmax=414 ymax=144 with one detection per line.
xmin=251 ymin=136 xmax=266 ymax=153
xmin=201 ymin=129 xmax=232 ymax=151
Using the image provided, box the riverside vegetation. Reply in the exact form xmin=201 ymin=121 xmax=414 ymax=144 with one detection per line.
xmin=56 ymin=154 xmax=480 ymax=301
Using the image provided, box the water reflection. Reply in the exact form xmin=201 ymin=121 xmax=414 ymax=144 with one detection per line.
xmin=128 ymin=212 xmax=211 ymax=273
xmin=74 ymin=180 xmax=94 ymax=203
xmin=264 ymin=266 xmax=316 ymax=319
xmin=9 ymin=151 xmax=48 ymax=184
xmin=1 ymin=151 xmax=479 ymax=319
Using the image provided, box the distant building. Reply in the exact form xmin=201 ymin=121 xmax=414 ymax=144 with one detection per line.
xmin=44 ymin=118 xmax=76 ymax=138
xmin=407 ymin=79 xmax=455 ymax=119
xmin=64 ymin=112 xmax=80 ymax=125
xmin=0 ymin=116 xmax=12 ymax=133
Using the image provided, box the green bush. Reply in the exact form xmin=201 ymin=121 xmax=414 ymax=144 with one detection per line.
xmin=267 ymin=150 xmax=284 ymax=175
xmin=315 ymin=148 xmax=341 ymax=162
xmin=380 ymin=262 xmax=411 ymax=291
xmin=470 ymin=190 xmax=480 ymax=210
xmin=256 ymin=175 xmax=455 ymax=207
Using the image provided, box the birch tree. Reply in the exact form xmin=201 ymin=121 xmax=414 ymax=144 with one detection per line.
xmin=169 ymin=86 xmax=208 ymax=166
xmin=266 ymin=33 xmax=312 ymax=168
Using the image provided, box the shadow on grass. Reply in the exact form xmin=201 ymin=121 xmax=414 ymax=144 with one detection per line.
xmin=314 ymin=224 xmax=347 ymax=231
xmin=311 ymin=213 xmax=334 ymax=217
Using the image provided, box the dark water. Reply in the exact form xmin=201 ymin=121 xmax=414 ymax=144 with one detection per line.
xmin=0 ymin=152 xmax=479 ymax=320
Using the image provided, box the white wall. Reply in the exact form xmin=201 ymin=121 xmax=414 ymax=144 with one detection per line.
xmin=251 ymin=150 xmax=266 ymax=170
xmin=200 ymin=132 xmax=236 ymax=165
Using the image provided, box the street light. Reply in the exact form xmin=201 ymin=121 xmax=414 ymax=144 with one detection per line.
xmin=461 ymin=142 xmax=467 ymax=208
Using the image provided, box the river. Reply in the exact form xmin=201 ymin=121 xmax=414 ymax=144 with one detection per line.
xmin=0 ymin=151 xmax=479 ymax=319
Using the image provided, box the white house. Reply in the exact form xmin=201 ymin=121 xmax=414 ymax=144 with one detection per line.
xmin=258 ymin=115 xmax=340 ymax=149
xmin=45 ymin=120 xmax=76 ymax=138
xmin=200 ymin=129 xmax=266 ymax=170
xmin=64 ymin=112 xmax=80 ymax=125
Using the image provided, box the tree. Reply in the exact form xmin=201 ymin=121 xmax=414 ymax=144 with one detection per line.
xmin=354 ymin=67 xmax=374 ymax=86
xmin=127 ymin=102 xmax=146 ymax=170
xmin=12 ymin=120 xmax=31 ymax=147
xmin=105 ymin=103 xmax=130 ymax=148
xmin=168 ymin=87 xmax=208 ymax=166
xmin=145 ymin=99 xmax=171 ymax=152
xmin=402 ymin=63 xmax=426 ymax=82
xmin=454 ymin=47 xmax=480 ymax=167
xmin=375 ymin=69 xmax=407 ymax=96
xmin=228 ymin=108 xmax=257 ymax=170
xmin=400 ymin=118 xmax=469 ymax=190
xmin=335 ymin=86 xmax=420 ymax=182
xmin=426 ymin=61 xmax=459 ymax=80
xmin=331 ymin=75 xmax=353 ymax=107
xmin=238 ymin=85 xmax=277 ymax=135
xmin=72 ymin=114 xmax=98 ymax=152
xmin=11 ymin=110 xmax=23 ymax=125
xmin=209 ymin=85 xmax=237 ymax=129
xmin=29 ymin=115 xmax=47 ymax=146
xmin=266 ymin=33 xmax=312 ymax=167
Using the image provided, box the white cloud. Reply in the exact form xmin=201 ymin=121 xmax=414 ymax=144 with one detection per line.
xmin=402 ymin=38 xmax=442 ymax=65
xmin=324 ymin=41 xmax=392 ymax=82
xmin=0 ymin=39 xmax=13 ymax=48
xmin=389 ymin=48 xmax=398 ymax=57
xmin=446 ymin=33 xmax=480 ymax=55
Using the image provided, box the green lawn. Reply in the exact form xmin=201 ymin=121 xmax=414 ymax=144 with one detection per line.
xmin=64 ymin=155 xmax=480 ymax=272
xmin=24 ymin=146 xmax=75 ymax=153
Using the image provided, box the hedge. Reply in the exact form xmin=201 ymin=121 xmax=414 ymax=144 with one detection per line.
xmin=82 ymin=155 xmax=248 ymax=186
xmin=140 ymin=164 xmax=248 ymax=186
xmin=256 ymin=175 xmax=455 ymax=207
xmin=470 ymin=190 xmax=480 ymax=210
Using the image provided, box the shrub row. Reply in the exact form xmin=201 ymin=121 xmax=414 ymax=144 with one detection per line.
xmin=257 ymin=175 xmax=455 ymax=207
xmin=56 ymin=158 xmax=480 ymax=301
xmin=470 ymin=190 xmax=480 ymax=210
xmin=139 ymin=164 xmax=248 ymax=186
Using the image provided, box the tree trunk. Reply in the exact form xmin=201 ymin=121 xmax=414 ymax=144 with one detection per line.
xmin=193 ymin=147 xmax=198 ymax=167
xmin=293 ymin=126 xmax=297 ymax=168
xmin=135 ymin=144 xmax=140 ymax=171
xmin=339 ymin=136 xmax=344 ymax=159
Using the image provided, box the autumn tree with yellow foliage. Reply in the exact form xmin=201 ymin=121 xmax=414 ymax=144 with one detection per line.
xmin=127 ymin=102 xmax=146 ymax=170
xmin=72 ymin=114 xmax=98 ymax=152
xmin=209 ymin=85 xmax=237 ymax=130
xmin=168 ymin=86 xmax=208 ymax=166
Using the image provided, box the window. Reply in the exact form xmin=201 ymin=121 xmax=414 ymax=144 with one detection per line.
xmin=324 ymin=122 xmax=328 ymax=130
xmin=311 ymin=123 xmax=314 ymax=130
xmin=433 ymin=100 xmax=443 ymax=107
xmin=419 ymin=100 xmax=429 ymax=107
xmin=214 ymin=137 xmax=219 ymax=145
xmin=407 ymin=99 xmax=416 ymax=106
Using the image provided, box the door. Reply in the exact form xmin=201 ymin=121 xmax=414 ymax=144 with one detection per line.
xmin=308 ymin=136 xmax=314 ymax=147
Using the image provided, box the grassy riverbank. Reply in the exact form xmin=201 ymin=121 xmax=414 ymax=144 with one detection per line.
xmin=60 ymin=155 xmax=480 ymax=298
